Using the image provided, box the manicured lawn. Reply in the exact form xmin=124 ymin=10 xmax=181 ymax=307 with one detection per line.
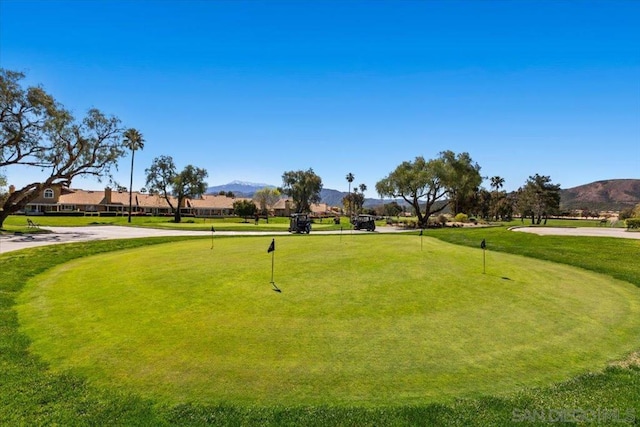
xmin=425 ymin=225 xmax=640 ymax=287
xmin=2 ymin=227 xmax=639 ymax=425
xmin=15 ymin=234 xmax=640 ymax=407
xmin=1 ymin=214 xmax=345 ymax=232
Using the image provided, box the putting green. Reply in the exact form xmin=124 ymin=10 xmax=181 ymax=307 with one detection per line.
xmin=16 ymin=234 xmax=640 ymax=406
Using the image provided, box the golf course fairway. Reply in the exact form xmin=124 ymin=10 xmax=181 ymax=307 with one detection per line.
xmin=16 ymin=234 xmax=640 ymax=406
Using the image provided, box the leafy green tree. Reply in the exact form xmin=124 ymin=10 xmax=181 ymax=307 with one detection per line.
xmin=145 ymin=154 xmax=175 ymax=200
xmin=486 ymin=176 xmax=512 ymax=221
xmin=123 ymin=128 xmax=145 ymax=222
xmin=382 ymin=201 xmax=403 ymax=217
xmin=621 ymin=203 xmax=640 ymax=220
xmin=342 ymin=190 xmax=365 ymax=216
xmin=282 ymin=168 xmax=323 ymax=213
xmin=253 ymin=187 xmax=280 ymax=223
xmin=376 ymin=152 xmax=481 ymax=228
xmin=516 ymin=174 xmax=561 ymax=224
xmin=145 ymin=155 xmax=208 ymax=223
xmin=492 ymin=192 xmax=514 ymax=221
xmin=233 ymin=199 xmax=257 ymax=222
xmin=440 ymin=150 xmax=483 ymax=215
xmin=0 ymin=69 xmax=126 ymax=227
xmin=473 ymin=188 xmax=492 ymax=220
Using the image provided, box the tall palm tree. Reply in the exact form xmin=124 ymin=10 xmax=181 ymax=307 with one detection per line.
xmin=123 ymin=128 xmax=145 ymax=223
xmin=346 ymin=173 xmax=354 ymax=217
xmin=490 ymin=176 xmax=505 ymax=192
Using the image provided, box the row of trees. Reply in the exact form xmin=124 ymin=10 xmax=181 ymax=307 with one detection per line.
xmin=1 ymin=68 xmax=562 ymax=227
xmin=372 ymin=154 xmax=561 ymax=228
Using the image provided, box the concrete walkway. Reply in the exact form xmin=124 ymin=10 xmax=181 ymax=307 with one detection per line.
xmin=0 ymin=225 xmax=410 ymax=254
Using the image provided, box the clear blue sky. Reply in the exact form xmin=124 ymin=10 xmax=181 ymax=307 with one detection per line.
xmin=1 ymin=0 xmax=638 ymax=194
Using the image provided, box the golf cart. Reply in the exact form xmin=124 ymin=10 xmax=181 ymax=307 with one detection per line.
xmin=289 ymin=213 xmax=311 ymax=234
xmin=352 ymin=214 xmax=376 ymax=231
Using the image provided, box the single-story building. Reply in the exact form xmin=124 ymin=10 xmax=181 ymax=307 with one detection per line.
xmin=10 ymin=185 xmax=337 ymax=218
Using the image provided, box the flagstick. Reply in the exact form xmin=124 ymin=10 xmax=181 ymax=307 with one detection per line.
xmin=210 ymin=227 xmax=215 ymax=250
xmin=270 ymin=250 xmax=281 ymax=292
xmin=271 ymin=249 xmax=275 ymax=283
xmin=483 ymin=247 xmax=486 ymax=274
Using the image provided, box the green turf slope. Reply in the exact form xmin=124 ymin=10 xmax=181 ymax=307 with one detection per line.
xmin=16 ymin=234 xmax=640 ymax=407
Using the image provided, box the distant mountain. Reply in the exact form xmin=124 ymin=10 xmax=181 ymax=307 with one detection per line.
xmin=206 ymin=181 xmax=274 ymax=197
xmin=560 ymin=179 xmax=640 ymax=211
xmin=319 ymin=188 xmax=345 ymax=206
xmin=206 ymin=181 xmax=410 ymax=207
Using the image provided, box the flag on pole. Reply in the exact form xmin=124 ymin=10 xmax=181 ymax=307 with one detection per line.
xmin=211 ymin=226 xmax=215 ymax=232
xmin=267 ymin=238 xmax=280 ymax=292
xmin=480 ymin=239 xmax=486 ymax=249
xmin=419 ymin=229 xmax=423 ymax=236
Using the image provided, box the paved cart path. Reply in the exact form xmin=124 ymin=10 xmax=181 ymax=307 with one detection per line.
xmin=0 ymin=225 xmax=409 ymax=254
xmin=3 ymin=225 xmax=638 ymax=255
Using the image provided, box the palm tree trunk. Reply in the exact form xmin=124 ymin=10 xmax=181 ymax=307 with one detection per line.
xmin=128 ymin=150 xmax=134 ymax=223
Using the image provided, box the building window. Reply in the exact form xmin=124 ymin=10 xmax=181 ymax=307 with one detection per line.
xmin=43 ymin=188 xmax=54 ymax=199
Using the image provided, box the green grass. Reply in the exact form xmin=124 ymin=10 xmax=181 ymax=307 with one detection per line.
xmin=2 ymin=228 xmax=640 ymax=425
xmin=16 ymin=235 xmax=640 ymax=407
xmin=1 ymin=214 xmax=347 ymax=232
xmin=425 ymin=225 xmax=640 ymax=287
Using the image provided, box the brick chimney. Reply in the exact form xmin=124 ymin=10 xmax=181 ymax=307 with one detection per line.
xmin=9 ymin=185 xmax=15 ymax=194
xmin=104 ymin=187 xmax=112 ymax=204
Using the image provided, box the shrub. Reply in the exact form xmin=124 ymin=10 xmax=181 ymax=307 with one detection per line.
xmin=454 ymin=213 xmax=469 ymax=223
xmin=625 ymin=218 xmax=640 ymax=229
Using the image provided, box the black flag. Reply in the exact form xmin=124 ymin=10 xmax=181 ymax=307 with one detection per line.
xmin=481 ymin=239 xmax=486 ymax=249
xmin=419 ymin=229 xmax=423 ymax=236
xmin=267 ymin=239 xmax=275 ymax=253
xmin=210 ymin=226 xmax=215 ymax=232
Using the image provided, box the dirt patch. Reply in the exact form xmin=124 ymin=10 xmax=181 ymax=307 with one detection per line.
xmin=609 ymin=351 xmax=640 ymax=369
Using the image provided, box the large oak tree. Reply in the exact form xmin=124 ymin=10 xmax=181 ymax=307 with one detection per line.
xmin=0 ymin=69 xmax=127 ymax=228
xmin=281 ymin=168 xmax=323 ymax=213
xmin=376 ymin=151 xmax=482 ymax=228
xmin=145 ymin=155 xmax=208 ymax=223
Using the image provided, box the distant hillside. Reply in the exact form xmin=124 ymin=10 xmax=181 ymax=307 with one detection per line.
xmin=206 ymin=181 xmax=274 ymax=197
xmin=206 ymin=182 xmax=383 ymax=207
xmin=560 ymin=179 xmax=640 ymax=211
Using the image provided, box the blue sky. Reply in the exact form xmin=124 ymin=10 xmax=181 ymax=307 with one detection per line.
xmin=1 ymin=0 xmax=638 ymax=194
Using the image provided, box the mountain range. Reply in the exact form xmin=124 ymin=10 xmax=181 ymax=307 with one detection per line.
xmin=559 ymin=179 xmax=640 ymax=211
xmin=207 ymin=179 xmax=640 ymax=211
